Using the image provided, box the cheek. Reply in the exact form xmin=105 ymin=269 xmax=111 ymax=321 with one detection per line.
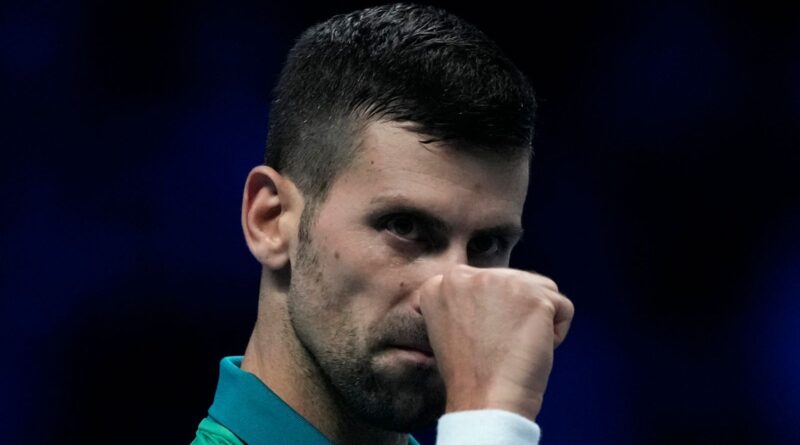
xmin=320 ymin=228 xmax=401 ymax=287
xmin=319 ymin=236 xmax=413 ymax=330
xmin=312 ymin=209 xmax=420 ymax=309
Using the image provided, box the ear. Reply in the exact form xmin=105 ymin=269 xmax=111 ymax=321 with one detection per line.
xmin=241 ymin=165 xmax=304 ymax=270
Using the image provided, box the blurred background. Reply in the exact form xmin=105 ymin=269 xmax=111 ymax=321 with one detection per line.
xmin=1 ymin=0 xmax=798 ymax=443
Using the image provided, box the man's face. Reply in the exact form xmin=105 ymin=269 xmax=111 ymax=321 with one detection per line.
xmin=287 ymin=120 xmax=530 ymax=432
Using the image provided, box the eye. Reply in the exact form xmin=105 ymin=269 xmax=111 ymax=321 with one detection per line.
xmin=468 ymin=235 xmax=504 ymax=257
xmin=385 ymin=215 xmax=424 ymax=241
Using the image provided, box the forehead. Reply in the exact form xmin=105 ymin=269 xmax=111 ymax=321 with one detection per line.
xmin=324 ymin=120 xmax=530 ymax=223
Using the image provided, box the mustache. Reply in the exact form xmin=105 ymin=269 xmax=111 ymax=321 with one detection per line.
xmin=372 ymin=312 xmax=432 ymax=354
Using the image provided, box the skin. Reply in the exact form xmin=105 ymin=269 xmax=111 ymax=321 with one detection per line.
xmin=240 ymin=120 xmax=574 ymax=445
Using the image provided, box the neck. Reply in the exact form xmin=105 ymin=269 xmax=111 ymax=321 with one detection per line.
xmin=241 ymin=282 xmax=408 ymax=445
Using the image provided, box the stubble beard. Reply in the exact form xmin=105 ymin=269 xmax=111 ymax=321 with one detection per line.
xmin=286 ymin=206 xmax=446 ymax=432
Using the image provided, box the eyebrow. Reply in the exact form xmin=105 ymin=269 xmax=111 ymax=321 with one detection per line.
xmin=476 ymin=224 xmax=525 ymax=243
xmin=368 ymin=195 xmax=525 ymax=242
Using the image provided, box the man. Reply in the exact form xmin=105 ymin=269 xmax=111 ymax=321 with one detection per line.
xmin=192 ymin=4 xmax=574 ymax=445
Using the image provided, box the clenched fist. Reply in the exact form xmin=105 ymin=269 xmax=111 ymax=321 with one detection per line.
xmin=415 ymin=265 xmax=574 ymax=422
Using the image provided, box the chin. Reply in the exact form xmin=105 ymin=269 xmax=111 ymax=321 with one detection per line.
xmin=363 ymin=392 xmax=445 ymax=433
xmin=354 ymin=364 xmax=447 ymax=432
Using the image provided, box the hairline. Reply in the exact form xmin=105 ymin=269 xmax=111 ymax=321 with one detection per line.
xmin=293 ymin=116 xmax=533 ymax=241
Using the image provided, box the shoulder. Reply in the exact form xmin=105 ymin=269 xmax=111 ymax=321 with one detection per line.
xmin=191 ymin=417 xmax=245 ymax=445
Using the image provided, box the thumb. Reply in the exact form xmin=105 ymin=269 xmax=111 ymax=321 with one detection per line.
xmin=411 ymin=274 xmax=444 ymax=315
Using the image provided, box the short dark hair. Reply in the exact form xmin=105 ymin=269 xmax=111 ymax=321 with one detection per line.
xmin=265 ymin=3 xmax=536 ymax=203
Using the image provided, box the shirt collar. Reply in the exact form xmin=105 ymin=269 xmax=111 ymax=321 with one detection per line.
xmin=209 ymin=356 xmax=331 ymax=445
xmin=208 ymin=356 xmax=420 ymax=445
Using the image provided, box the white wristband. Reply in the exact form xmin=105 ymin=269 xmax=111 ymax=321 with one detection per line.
xmin=435 ymin=409 xmax=541 ymax=444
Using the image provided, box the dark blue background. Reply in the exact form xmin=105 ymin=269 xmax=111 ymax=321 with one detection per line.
xmin=2 ymin=1 xmax=798 ymax=444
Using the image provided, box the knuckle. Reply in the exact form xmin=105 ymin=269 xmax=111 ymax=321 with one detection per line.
xmin=453 ymin=264 xmax=473 ymax=273
xmin=422 ymin=274 xmax=444 ymax=292
xmin=443 ymin=264 xmax=475 ymax=284
xmin=544 ymin=278 xmax=559 ymax=293
xmin=564 ymin=297 xmax=575 ymax=315
xmin=470 ymin=268 xmax=492 ymax=285
xmin=522 ymin=293 xmax=556 ymax=316
xmin=525 ymin=270 xmax=559 ymax=292
xmin=539 ymin=298 xmax=557 ymax=315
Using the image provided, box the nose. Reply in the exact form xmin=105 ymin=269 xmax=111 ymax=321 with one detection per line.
xmin=409 ymin=243 xmax=469 ymax=314
xmin=422 ymin=240 xmax=472 ymax=279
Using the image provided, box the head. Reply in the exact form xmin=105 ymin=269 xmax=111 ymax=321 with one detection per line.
xmin=244 ymin=3 xmax=536 ymax=434
xmin=264 ymin=3 xmax=536 ymax=209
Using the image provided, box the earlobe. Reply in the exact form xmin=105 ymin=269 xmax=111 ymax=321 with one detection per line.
xmin=241 ymin=166 xmax=302 ymax=270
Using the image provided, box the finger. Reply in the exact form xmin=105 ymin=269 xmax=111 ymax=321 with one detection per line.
xmin=551 ymin=292 xmax=575 ymax=348
xmin=532 ymin=286 xmax=574 ymax=348
xmin=413 ymin=274 xmax=444 ymax=315
xmin=524 ymin=270 xmax=560 ymax=293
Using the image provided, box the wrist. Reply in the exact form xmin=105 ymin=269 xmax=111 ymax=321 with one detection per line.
xmin=445 ymin=390 xmax=542 ymax=422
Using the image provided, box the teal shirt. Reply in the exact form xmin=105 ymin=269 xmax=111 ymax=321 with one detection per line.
xmin=191 ymin=356 xmax=421 ymax=445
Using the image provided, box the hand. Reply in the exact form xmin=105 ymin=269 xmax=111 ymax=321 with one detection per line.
xmin=416 ymin=265 xmax=574 ymax=422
